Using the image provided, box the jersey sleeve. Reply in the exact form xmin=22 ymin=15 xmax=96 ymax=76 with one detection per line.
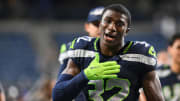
xmin=58 ymin=41 xmax=71 ymax=64
xmin=133 ymin=41 xmax=157 ymax=73
xmin=57 ymin=41 xmax=72 ymax=75
xmin=131 ymin=41 xmax=157 ymax=87
xmin=52 ymin=72 xmax=89 ymax=101
xmin=57 ymin=36 xmax=95 ymax=75
xmin=67 ymin=36 xmax=95 ymax=68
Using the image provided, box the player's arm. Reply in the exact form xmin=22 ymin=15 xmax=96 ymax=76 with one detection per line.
xmin=52 ymin=59 xmax=88 ymax=101
xmin=142 ymin=70 xmax=164 ymax=101
xmin=52 ymin=54 xmax=120 ymax=101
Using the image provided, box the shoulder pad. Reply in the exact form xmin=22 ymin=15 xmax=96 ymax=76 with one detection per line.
xmin=131 ymin=41 xmax=157 ymax=58
xmin=70 ymin=36 xmax=95 ymax=50
xmin=59 ymin=42 xmax=71 ymax=53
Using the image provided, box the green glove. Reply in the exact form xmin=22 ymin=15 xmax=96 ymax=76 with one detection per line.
xmin=84 ymin=53 xmax=120 ymax=80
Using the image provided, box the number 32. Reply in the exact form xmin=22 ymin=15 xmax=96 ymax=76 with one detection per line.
xmin=88 ymin=78 xmax=131 ymax=101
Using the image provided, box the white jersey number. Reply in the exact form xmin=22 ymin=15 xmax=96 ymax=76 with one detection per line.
xmin=88 ymin=78 xmax=130 ymax=101
xmin=163 ymin=83 xmax=180 ymax=101
xmin=76 ymin=36 xmax=93 ymax=43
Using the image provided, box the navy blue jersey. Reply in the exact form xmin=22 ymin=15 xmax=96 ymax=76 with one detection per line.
xmin=156 ymin=65 xmax=180 ymax=101
xmin=58 ymin=41 xmax=72 ymax=74
xmin=58 ymin=41 xmax=72 ymax=63
xmin=59 ymin=36 xmax=157 ymax=101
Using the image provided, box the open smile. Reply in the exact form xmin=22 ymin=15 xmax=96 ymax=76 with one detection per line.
xmin=104 ymin=33 xmax=116 ymax=42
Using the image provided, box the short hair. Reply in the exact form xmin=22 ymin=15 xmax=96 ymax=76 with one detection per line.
xmin=169 ymin=33 xmax=180 ymax=46
xmin=101 ymin=4 xmax=131 ymax=28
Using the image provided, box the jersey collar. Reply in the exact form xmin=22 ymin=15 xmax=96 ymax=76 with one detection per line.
xmin=94 ymin=38 xmax=133 ymax=54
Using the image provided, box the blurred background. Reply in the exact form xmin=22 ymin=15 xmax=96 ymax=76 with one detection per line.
xmin=0 ymin=0 xmax=179 ymax=101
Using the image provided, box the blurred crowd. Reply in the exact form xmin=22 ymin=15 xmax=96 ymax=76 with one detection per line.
xmin=0 ymin=0 xmax=180 ymax=20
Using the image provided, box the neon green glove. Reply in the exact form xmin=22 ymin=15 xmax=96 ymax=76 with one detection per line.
xmin=84 ymin=53 xmax=120 ymax=80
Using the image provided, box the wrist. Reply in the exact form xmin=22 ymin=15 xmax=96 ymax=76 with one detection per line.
xmin=82 ymin=70 xmax=89 ymax=80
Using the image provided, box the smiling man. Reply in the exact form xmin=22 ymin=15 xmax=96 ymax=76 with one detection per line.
xmin=52 ymin=4 xmax=164 ymax=101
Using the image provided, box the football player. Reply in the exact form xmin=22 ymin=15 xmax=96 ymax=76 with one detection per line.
xmin=156 ymin=33 xmax=180 ymax=101
xmin=53 ymin=4 xmax=164 ymax=101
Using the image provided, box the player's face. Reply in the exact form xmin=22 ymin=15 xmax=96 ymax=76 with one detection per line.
xmin=99 ymin=9 xmax=129 ymax=47
xmin=168 ymin=39 xmax=180 ymax=64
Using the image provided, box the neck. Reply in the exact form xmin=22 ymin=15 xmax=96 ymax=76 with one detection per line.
xmin=171 ymin=60 xmax=180 ymax=74
xmin=100 ymin=41 xmax=124 ymax=56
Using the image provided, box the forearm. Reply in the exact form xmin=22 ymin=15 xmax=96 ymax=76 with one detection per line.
xmin=143 ymin=71 xmax=164 ymax=101
xmin=143 ymin=82 xmax=164 ymax=101
xmin=52 ymin=72 xmax=89 ymax=101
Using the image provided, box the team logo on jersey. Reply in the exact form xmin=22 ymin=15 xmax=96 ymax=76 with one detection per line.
xmin=148 ymin=46 xmax=156 ymax=57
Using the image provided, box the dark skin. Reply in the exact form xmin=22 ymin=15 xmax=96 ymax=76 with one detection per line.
xmin=142 ymin=71 xmax=164 ymax=101
xmin=62 ymin=9 xmax=164 ymax=101
xmin=99 ymin=10 xmax=128 ymax=56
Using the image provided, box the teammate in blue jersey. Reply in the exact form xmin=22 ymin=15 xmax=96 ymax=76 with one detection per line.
xmin=53 ymin=4 xmax=164 ymax=101
xmin=156 ymin=33 xmax=180 ymax=101
xmin=57 ymin=6 xmax=104 ymax=101
xmin=139 ymin=34 xmax=180 ymax=101
xmin=84 ymin=6 xmax=104 ymax=37
xmin=58 ymin=6 xmax=104 ymax=74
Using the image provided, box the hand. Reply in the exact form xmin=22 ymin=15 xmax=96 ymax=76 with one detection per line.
xmin=84 ymin=53 xmax=120 ymax=80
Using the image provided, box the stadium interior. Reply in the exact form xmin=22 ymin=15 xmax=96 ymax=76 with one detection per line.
xmin=0 ymin=0 xmax=179 ymax=100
